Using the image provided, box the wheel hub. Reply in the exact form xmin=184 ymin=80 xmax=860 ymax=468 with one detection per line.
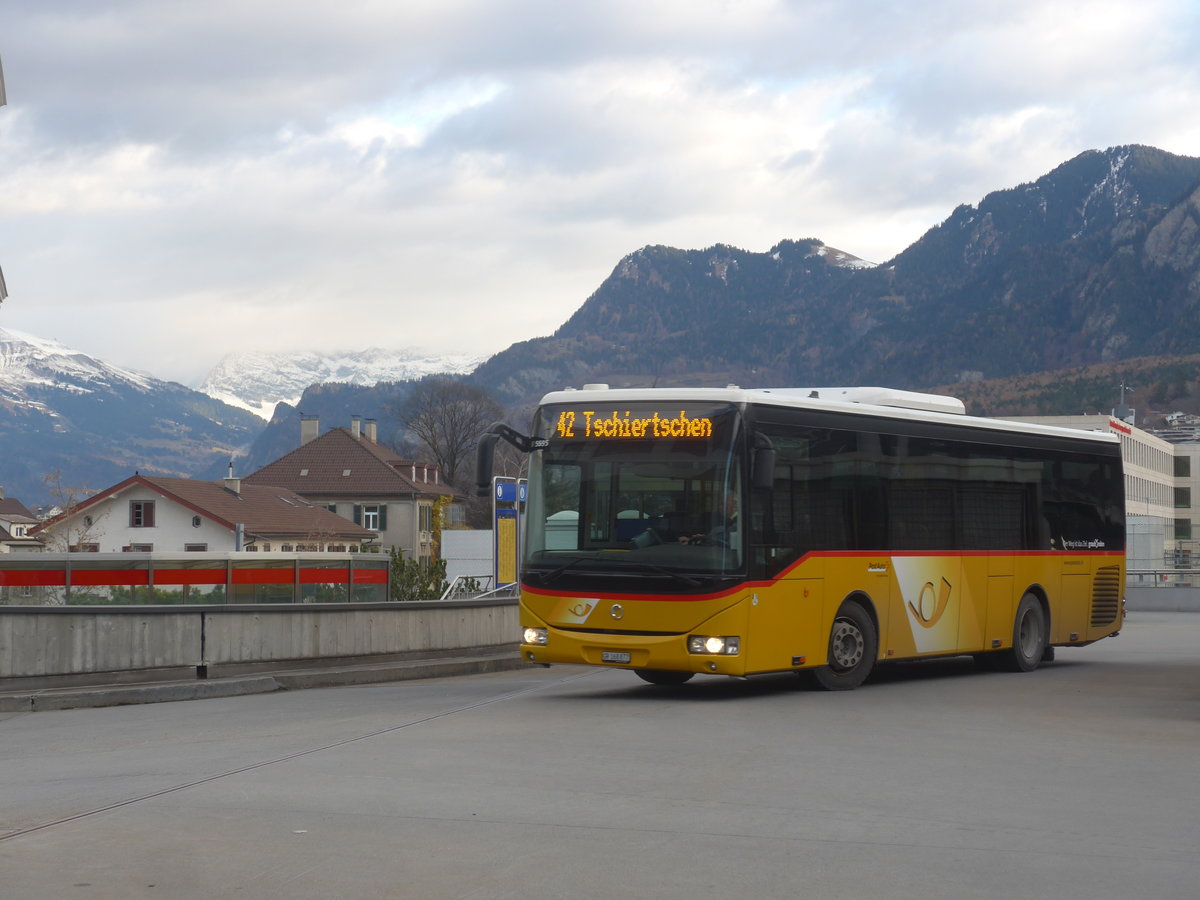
xmin=830 ymin=618 xmax=864 ymax=670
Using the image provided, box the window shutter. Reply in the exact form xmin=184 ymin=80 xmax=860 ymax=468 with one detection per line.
xmin=379 ymin=504 xmax=388 ymax=531
xmin=146 ymin=502 xmax=155 ymax=528
xmin=353 ymin=505 xmax=362 ymax=525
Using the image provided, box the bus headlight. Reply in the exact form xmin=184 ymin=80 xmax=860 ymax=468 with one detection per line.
xmin=523 ymin=627 xmax=549 ymax=645
xmin=688 ymin=635 xmax=740 ymax=655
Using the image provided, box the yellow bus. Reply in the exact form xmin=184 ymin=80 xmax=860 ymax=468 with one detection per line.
xmin=478 ymin=385 xmax=1125 ymax=690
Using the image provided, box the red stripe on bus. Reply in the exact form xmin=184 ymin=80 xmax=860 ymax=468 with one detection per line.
xmin=523 ymin=548 xmax=1127 ymax=603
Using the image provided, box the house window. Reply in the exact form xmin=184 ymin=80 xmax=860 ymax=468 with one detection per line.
xmin=184 ymin=543 xmax=208 ymax=552
xmin=357 ymin=504 xmax=387 ymax=531
xmin=125 ymin=543 xmax=153 ymax=552
xmin=1175 ymin=487 xmax=1191 ymax=509
xmin=130 ymin=501 xmax=156 ymax=528
xmin=69 ymin=543 xmax=99 ymax=553
xmin=1175 ymin=518 xmax=1192 ymax=541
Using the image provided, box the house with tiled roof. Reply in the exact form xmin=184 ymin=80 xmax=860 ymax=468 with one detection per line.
xmin=0 ymin=489 xmax=44 ymax=553
xmin=31 ymin=473 xmax=376 ymax=553
xmin=243 ymin=416 xmax=457 ymax=565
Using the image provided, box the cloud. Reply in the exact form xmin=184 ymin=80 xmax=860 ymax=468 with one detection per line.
xmin=1 ymin=0 xmax=1199 ymax=383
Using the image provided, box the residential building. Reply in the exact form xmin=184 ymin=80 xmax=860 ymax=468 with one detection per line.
xmin=243 ymin=415 xmax=458 ymax=564
xmin=32 ymin=473 xmax=376 ymax=553
xmin=0 ymin=489 xmax=43 ymax=553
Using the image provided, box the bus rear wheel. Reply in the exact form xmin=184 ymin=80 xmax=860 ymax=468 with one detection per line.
xmin=813 ymin=600 xmax=877 ymax=691
xmin=634 ymin=668 xmax=694 ymax=686
xmin=1002 ymin=593 xmax=1046 ymax=672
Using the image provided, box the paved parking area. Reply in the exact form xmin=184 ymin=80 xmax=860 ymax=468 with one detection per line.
xmin=2 ymin=612 xmax=1198 ymax=899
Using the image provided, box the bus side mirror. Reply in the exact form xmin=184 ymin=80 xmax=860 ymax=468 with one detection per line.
xmin=475 ymin=423 xmax=548 ymax=496
xmin=475 ymin=431 xmax=501 ymax=497
xmin=752 ymin=447 xmax=776 ymax=491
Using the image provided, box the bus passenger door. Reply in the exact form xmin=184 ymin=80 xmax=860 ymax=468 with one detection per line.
xmin=888 ymin=556 xmax=963 ymax=659
xmin=983 ymin=553 xmax=1016 ymax=653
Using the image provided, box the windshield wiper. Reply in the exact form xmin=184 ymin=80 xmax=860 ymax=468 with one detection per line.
xmin=532 ymin=557 xmax=590 ymax=585
xmin=531 ymin=557 xmax=706 ymax=589
xmin=617 ymin=562 xmax=705 ymax=588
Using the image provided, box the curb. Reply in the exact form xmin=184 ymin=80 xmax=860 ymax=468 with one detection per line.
xmin=0 ymin=653 xmax=528 ymax=713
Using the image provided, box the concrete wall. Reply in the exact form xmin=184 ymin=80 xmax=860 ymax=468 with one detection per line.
xmin=0 ymin=599 xmax=518 ymax=683
xmin=1125 ymin=586 xmax=1200 ymax=612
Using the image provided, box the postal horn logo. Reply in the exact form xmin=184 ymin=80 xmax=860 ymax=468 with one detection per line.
xmin=909 ymin=577 xmax=952 ymax=629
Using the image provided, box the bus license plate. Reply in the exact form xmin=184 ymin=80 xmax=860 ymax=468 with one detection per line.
xmin=601 ymin=651 xmax=631 ymax=664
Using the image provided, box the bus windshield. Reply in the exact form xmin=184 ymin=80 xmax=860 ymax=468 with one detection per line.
xmin=524 ymin=401 xmax=744 ymax=589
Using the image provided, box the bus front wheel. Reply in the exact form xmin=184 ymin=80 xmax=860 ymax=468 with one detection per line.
xmin=1002 ymin=593 xmax=1046 ymax=672
xmin=634 ymin=669 xmax=694 ymax=686
xmin=813 ymin=600 xmax=877 ymax=691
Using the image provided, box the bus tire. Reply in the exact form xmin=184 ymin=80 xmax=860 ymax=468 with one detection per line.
xmin=1003 ymin=593 xmax=1046 ymax=672
xmin=813 ymin=600 xmax=877 ymax=691
xmin=634 ymin=668 xmax=694 ymax=686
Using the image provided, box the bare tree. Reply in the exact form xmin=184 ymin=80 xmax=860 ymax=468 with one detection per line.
xmin=40 ymin=469 xmax=103 ymax=551
xmin=395 ymin=378 xmax=504 ymax=490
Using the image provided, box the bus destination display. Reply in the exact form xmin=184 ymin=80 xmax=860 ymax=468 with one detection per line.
xmin=553 ymin=408 xmax=714 ymax=440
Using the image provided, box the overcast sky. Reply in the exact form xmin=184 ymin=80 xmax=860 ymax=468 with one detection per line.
xmin=2 ymin=0 xmax=1199 ymax=386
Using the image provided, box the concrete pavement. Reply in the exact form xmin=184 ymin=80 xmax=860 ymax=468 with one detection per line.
xmin=1 ymin=586 xmax=1192 ymax=713
xmin=0 ymin=647 xmax=526 ymax=713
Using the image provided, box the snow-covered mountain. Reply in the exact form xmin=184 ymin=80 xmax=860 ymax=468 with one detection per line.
xmin=0 ymin=327 xmax=263 ymax=506
xmin=0 ymin=326 xmax=157 ymax=401
xmin=196 ymin=348 xmax=485 ymax=419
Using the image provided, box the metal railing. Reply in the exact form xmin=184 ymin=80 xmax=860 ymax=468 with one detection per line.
xmin=1128 ymin=569 xmax=1200 ymax=588
xmin=437 ymin=574 xmax=519 ymax=601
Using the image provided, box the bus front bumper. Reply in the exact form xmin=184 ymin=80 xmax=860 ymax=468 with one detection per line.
xmin=520 ymin=624 xmax=746 ymax=676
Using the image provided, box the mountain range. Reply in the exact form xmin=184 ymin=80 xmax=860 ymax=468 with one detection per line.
xmin=0 ymin=328 xmax=263 ymax=506
xmin=469 ymin=145 xmax=1200 ymax=404
xmin=199 ymin=348 xmax=483 ymax=419
xmin=3 ymin=143 xmax=1200 ymax=505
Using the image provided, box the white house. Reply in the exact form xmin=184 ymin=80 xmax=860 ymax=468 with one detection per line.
xmin=32 ymin=473 xmax=376 ymax=553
